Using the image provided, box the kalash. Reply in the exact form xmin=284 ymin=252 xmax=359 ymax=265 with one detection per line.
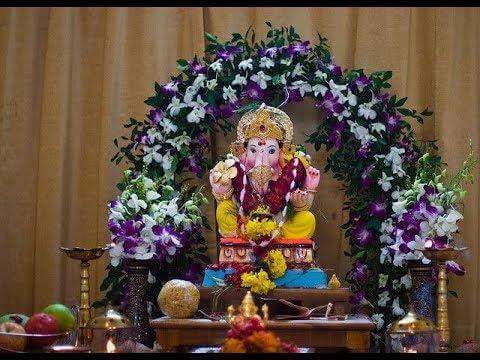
xmin=202 ymin=104 xmax=329 ymax=289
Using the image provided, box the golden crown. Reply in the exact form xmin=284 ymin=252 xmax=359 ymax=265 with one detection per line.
xmin=230 ymin=104 xmax=294 ymax=156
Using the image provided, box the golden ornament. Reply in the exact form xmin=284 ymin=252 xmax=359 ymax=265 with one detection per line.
xmin=327 ymin=274 xmax=341 ymax=289
xmin=157 ymin=279 xmax=200 ymax=318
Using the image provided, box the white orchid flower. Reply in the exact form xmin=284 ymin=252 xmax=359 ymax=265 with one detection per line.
xmin=222 ymin=85 xmax=238 ymax=103
xmin=392 ymin=297 xmax=405 ymax=316
xmin=378 ymin=172 xmax=394 ymax=192
xmin=314 ymin=70 xmax=328 ymax=81
xmin=392 ymin=198 xmax=408 ymax=215
xmin=146 ymin=190 xmax=161 ymax=201
xmin=371 ymin=314 xmax=384 ymax=330
xmin=159 ymin=117 xmax=178 ymax=134
xmin=238 ymin=58 xmax=253 ymax=71
xmin=143 ymin=145 xmax=163 ymax=165
xmin=312 ymin=83 xmax=328 ymax=97
xmin=186 ymin=106 xmax=206 ymax=124
xmin=378 ymin=274 xmax=389 ymax=288
xmin=250 ymin=71 xmax=272 ymax=90
xmin=400 ymin=274 xmax=412 ymax=289
xmin=291 ymin=62 xmax=305 ymax=78
xmin=232 ymin=74 xmax=247 ymax=86
xmin=192 ymin=74 xmax=206 ymax=89
xmin=146 ymin=128 xmax=163 ymax=144
xmin=167 ymin=96 xmax=187 ymax=116
xmin=358 ymin=103 xmax=377 ymax=120
xmin=206 ymin=79 xmax=217 ymax=90
xmin=209 ymin=59 xmax=223 ymax=72
xmin=380 ymin=247 xmax=392 ymax=264
xmin=259 ymin=56 xmax=275 ymax=69
xmin=127 ymin=193 xmax=147 ymax=213
xmin=289 ymin=80 xmax=312 ymax=97
xmin=280 ymin=56 xmax=293 ymax=66
xmin=370 ymin=122 xmax=386 ymax=134
xmin=109 ymin=243 xmax=123 ymax=267
xmin=378 ymin=291 xmax=390 ymax=307
xmin=183 ymin=85 xmax=198 ymax=105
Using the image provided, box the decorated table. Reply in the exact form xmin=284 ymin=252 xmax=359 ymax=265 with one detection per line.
xmin=151 ymin=314 xmax=374 ymax=352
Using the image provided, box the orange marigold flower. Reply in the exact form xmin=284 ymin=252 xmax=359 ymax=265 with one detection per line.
xmin=222 ymin=338 xmax=246 ymax=353
xmin=245 ymin=330 xmax=281 ymax=352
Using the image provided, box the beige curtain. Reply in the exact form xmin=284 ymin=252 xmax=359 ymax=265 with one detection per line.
xmin=0 ymin=7 xmax=479 ymax=345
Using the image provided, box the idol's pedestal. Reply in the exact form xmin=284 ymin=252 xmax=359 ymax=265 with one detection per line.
xmin=150 ymin=287 xmax=375 ymax=352
xmin=150 ymin=315 xmax=374 ymax=352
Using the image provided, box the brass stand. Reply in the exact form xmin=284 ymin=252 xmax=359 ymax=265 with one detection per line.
xmin=422 ymin=247 xmax=466 ymax=352
xmin=60 ymin=246 xmax=108 ymax=347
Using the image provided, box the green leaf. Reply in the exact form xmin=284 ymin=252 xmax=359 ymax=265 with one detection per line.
xmin=266 ymin=21 xmax=272 ymax=28
xmin=205 ymin=32 xmax=220 ymax=44
xmin=177 ymin=59 xmax=189 ymax=70
xmin=395 ymin=97 xmax=408 ymax=107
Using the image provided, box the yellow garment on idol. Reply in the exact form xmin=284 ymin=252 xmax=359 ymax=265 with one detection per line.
xmin=216 ymin=199 xmax=315 ymax=239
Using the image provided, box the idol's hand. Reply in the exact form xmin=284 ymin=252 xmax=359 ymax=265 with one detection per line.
xmin=305 ymin=166 xmax=320 ymax=190
xmin=209 ymin=168 xmax=233 ymax=196
xmin=290 ymin=188 xmax=310 ymax=209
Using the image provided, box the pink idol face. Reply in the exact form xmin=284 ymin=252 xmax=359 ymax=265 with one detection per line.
xmin=243 ymin=137 xmax=281 ymax=172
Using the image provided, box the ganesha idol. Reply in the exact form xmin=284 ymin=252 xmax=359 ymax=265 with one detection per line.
xmin=202 ymin=104 xmax=328 ymax=288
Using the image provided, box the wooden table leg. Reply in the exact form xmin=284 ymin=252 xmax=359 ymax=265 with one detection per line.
xmin=346 ymin=331 xmax=370 ymax=352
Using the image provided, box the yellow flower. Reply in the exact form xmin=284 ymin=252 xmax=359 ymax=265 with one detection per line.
xmin=246 ymin=331 xmax=281 ymax=352
xmin=265 ymin=249 xmax=287 ymax=279
xmin=212 ymin=159 xmax=238 ymax=185
xmin=223 ymin=338 xmax=246 ymax=353
xmin=245 ymin=218 xmax=277 ymax=240
xmin=283 ymin=150 xmax=311 ymax=168
xmin=241 ymin=270 xmax=276 ymax=295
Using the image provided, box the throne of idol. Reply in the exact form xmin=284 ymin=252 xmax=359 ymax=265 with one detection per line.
xmin=202 ymin=104 xmax=329 ymax=289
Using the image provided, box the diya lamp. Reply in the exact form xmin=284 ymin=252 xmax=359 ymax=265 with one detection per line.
xmin=60 ymin=246 xmax=109 ymax=347
xmin=385 ymin=309 xmax=439 ymax=353
xmin=87 ymin=305 xmax=132 ymax=353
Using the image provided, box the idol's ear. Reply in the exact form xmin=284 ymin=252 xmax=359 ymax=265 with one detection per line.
xmin=239 ymin=149 xmax=247 ymax=164
xmin=278 ymin=148 xmax=286 ymax=168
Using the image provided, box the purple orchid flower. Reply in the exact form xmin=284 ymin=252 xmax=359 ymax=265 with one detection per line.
xmin=243 ymin=81 xmax=268 ymax=101
xmin=287 ymin=88 xmax=303 ymax=102
xmin=382 ymin=112 xmax=402 ymax=133
xmin=161 ymin=80 xmax=180 ymax=96
xmin=214 ymin=102 xmax=236 ymax=119
xmin=354 ymin=74 xmax=371 ymax=92
xmin=327 ymin=63 xmax=342 ymax=77
xmin=258 ymin=46 xmax=280 ymax=58
xmin=327 ymin=121 xmax=346 ymax=148
xmin=411 ymin=198 xmax=439 ymax=220
xmin=316 ymin=90 xmax=344 ymax=118
xmin=368 ymin=198 xmax=388 ymax=219
xmin=357 ymin=142 xmax=372 ymax=159
xmin=149 ymin=109 xmax=164 ymax=125
xmin=351 ymin=262 xmax=369 ymax=283
xmin=351 ymin=221 xmax=374 ymax=247
xmin=197 ymin=133 xmax=209 ymax=148
xmin=187 ymin=154 xmax=203 ymax=177
xmin=216 ymin=45 xmax=242 ymax=61
xmin=424 ymin=236 xmax=448 ymax=250
xmin=446 ymin=261 xmax=466 ymax=276
xmin=349 ymin=290 xmax=368 ymax=311
xmin=286 ymin=41 xmax=310 ymax=55
xmin=189 ymin=58 xmax=207 ymax=75
xmin=108 ymin=219 xmax=122 ymax=235
xmin=360 ymin=164 xmax=375 ymax=188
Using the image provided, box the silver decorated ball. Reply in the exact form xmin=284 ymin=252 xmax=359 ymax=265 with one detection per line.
xmin=157 ymin=279 xmax=200 ymax=318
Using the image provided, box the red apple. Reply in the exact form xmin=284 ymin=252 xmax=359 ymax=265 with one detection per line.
xmin=25 ymin=313 xmax=58 ymax=349
xmin=0 ymin=322 xmax=27 ymax=352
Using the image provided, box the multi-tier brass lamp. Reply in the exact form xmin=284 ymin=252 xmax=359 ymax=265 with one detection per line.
xmin=60 ymin=246 xmax=109 ymax=347
xmin=422 ymin=247 xmax=466 ymax=352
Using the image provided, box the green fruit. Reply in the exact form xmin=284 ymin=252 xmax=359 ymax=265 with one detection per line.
xmin=0 ymin=314 xmax=29 ymax=326
xmin=42 ymin=304 xmax=75 ymax=332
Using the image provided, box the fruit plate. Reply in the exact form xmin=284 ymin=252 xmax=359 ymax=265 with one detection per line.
xmin=0 ymin=331 xmax=71 ymax=353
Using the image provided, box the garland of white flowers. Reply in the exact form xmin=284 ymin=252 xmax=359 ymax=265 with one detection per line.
xmin=106 ymin=23 xmax=474 ymax=343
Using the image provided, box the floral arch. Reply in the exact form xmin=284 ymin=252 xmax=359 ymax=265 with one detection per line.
xmin=101 ymin=23 xmax=470 ymax=337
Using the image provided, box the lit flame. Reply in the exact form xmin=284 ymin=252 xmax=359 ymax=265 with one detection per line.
xmin=106 ymin=338 xmax=116 ymax=353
